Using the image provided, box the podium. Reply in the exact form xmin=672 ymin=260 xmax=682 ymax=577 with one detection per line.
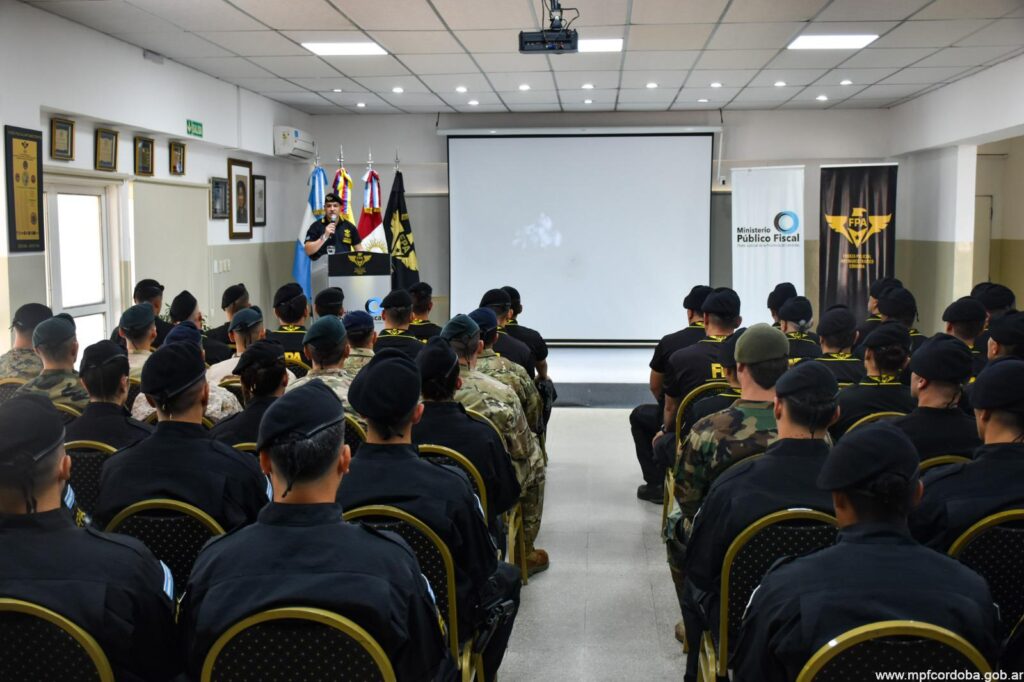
xmin=310 ymin=252 xmax=391 ymax=329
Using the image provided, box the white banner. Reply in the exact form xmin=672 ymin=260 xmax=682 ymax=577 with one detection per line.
xmin=731 ymin=166 xmax=805 ymax=326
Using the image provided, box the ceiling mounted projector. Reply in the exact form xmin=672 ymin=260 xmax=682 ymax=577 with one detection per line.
xmin=519 ymin=0 xmax=578 ymax=54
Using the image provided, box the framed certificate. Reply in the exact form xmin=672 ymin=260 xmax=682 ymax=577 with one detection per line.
xmin=50 ymin=118 xmax=74 ymax=161
xmin=4 ymin=126 xmax=44 ymax=253
xmin=94 ymin=127 xmax=118 ymax=172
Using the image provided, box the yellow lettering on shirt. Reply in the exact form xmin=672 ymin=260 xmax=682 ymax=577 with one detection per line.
xmin=710 ymin=363 xmax=726 ymax=379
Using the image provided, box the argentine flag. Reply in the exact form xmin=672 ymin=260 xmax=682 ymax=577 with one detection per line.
xmin=293 ymin=164 xmax=328 ymax=299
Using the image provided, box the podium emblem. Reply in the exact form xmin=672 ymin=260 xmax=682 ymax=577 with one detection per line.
xmin=348 ymin=252 xmax=372 ymax=275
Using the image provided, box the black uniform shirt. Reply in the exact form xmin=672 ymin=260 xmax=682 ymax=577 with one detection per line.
xmin=202 ymin=335 xmax=234 ymax=365
xmin=812 ymin=352 xmax=866 ymax=387
xmin=494 ymin=329 xmax=536 ymax=379
xmin=910 ymin=443 xmax=1024 ymax=551
xmin=663 ymin=336 xmax=728 ymax=400
xmin=733 ymin=522 xmax=1000 ymax=682
xmin=408 ymin=319 xmax=443 ymax=341
xmin=685 ymin=438 xmax=833 ymax=595
xmin=650 ymin=324 xmax=706 ymax=375
xmin=65 ymin=401 xmax=152 ymax=449
xmin=109 ymin=317 xmax=173 ymax=349
xmin=374 ymin=328 xmax=426 ymax=360
xmin=208 ymin=396 xmax=277 ymax=447
xmin=93 ymin=421 xmax=270 ymax=531
xmin=504 ymin=319 xmax=549 ymax=363
xmin=336 ymin=443 xmax=497 ymax=638
xmin=304 ymin=218 xmax=362 ymax=260
xmin=412 ymin=401 xmax=522 ymax=526
xmin=179 ymin=502 xmax=450 ymax=682
xmin=205 ymin=322 xmax=230 ymax=346
xmin=830 ymin=376 xmax=916 ymax=439
xmin=856 ymin=314 xmax=882 ymax=345
xmin=786 ymin=332 xmax=822 ymax=361
xmin=267 ymin=324 xmax=310 ymax=367
xmin=891 ymin=407 xmax=981 ymax=461
xmin=909 ymin=329 xmax=927 ymax=354
xmin=0 ymin=509 xmax=178 ymax=681
xmin=969 ymin=345 xmax=988 ymax=379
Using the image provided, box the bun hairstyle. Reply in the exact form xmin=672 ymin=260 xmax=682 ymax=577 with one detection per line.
xmin=871 ymin=344 xmax=909 ymax=374
xmin=275 ymin=294 xmax=308 ymax=324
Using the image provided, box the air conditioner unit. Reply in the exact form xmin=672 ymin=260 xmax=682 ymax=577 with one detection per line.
xmin=273 ymin=126 xmax=315 ymax=160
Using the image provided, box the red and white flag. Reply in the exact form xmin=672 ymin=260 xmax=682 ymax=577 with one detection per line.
xmin=357 ymin=169 xmax=386 ymax=250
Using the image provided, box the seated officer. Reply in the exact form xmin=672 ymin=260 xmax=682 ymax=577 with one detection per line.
xmin=374 ymin=290 xmax=427 ymax=359
xmin=680 ymin=361 xmax=838 ymax=681
xmin=679 ymin=328 xmax=744 ymax=437
xmin=469 ymin=307 xmax=543 ymax=435
xmin=314 ymin=286 xmax=345 ymax=318
xmin=733 ymin=423 xmax=1000 ymax=680
xmin=206 ymin=283 xmax=250 ymax=346
xmin=266 ymin=282 xmax=311 ymax=367
xmin=287 ymin=316 xmax=360 ymax=423
xmin=65 ymin=340 xmax=152 ymax=449
xmin=180 ymin=381 xmax=451 ymax=682
xmin=877 ymin=286 xmax=926 ymax=354
xmin=986 ymin=311 xmax=1024 ymax=361
xmin=857 ymin=276 xmax=902 ymax=342
xmin=479 ymin=289 xmax=535 ymax=378
xmin=408 ymin=282 xmax=443 ymax=340
xmin=336 ymin=349 xmax=521 ymax=680
xmin=0 ymin=302 xmax=51 ymax=380
xmin=500 ymin=285 xmax=552 ymax=380
xmin=972 ymin=281 xmax=1016 ymax=352
xmin=94 ymin=341 xmax=270 ymax=531
xmin=831 ymin=321 xmax=915 ymax=439
xmin=169 ymin=290 xmax=232 ymax=364
xmin=0 ymin=395 xmax=178 ymax=681
xmin=892 ymin=334 xmax=980 ymax=461
xmin=341 ymin=310 xmax=376 ymax=380
xmin=206 ymin=307 xmax=265 ymax=387
xmin=118 ymin=303 xmax=157 ymax=381
xmin=16 ymin=314 xmax=89 ymax=411
xmin=109 ymin=279 xmax=172 ymax=348
xmin=209 ymin=340 xmax=288 ymax=447
xmin=766 ymin=282 xmax=797 ymax=327
xmin=910 ymin=358 xmax=1024 ymax=551
xmin=813 ymin=305 xmax=865 ymax=386
xmin=943 ymin=296 xmax=989 ymax=378
xmin=413 ymin=337 xmax=521 ymax=534
xmin=777 ymin=296 xmax=822 ymax=362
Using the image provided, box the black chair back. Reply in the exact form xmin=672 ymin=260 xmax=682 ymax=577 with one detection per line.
xmin=949 ymin=510 xmax=1024 ymax=635
xmin=344 ymin=414 xmax=367 ymax=455
xmin=126 ymin=380 xmax=142 ymax=413
xmin=0 ymin=378 xmax=27 ymax=404
xmin=65 ymin=441 xmax=116 ymax=516
xmin=0 ymin=598 xmax=114 ymax=682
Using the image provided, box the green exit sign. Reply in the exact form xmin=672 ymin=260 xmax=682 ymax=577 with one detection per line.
xmin=186 ymin=120 xmax=203 ymax=138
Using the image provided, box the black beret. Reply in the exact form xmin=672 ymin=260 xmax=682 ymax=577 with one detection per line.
xmin=972 ymin=358 xmax=1024 ymax=410
xmin=32 ymin=315 xmax=75 ymax=348
xmin=133 ymin=278 xmax=164 ymax=301
xmin=228 ymin=307 xmax=263 ymax=333
xmin=324 ymin=192 xmax=342 ymax=204
xmin=702 ymin=287 xmax=741 ymax=319
xmin=381 ymin=289 xmax=412 ymax=309
xmin=233 ymin=339 xmax=284 ymax=376
xmin=468 ymin=307 xmax=498 ymax=335
xmin=766 ymin=282 xmax=797 ymax=310
xmin=942 ymin=296 xmax=987 ymax=323
xmin=719 ymin=328 xmax=745 ymax=369
xmin=990 ymin=311 xmax=1024 ymax=345
xmin=683 ymin=285 xmax=713 ymax=311
xmin=141 ymin=341 xmax=206 ymax=404
xmin=877 ymin=287 xmax=917 ymax=319
xmin=417 ymin=337 xmax=459 ymax=383
xmin=169 ymin=290 xmax=198 ymax=323
xmin=869 ymin=277 xmax=903 ymax=299
xmin=303 ymin=315 xmax=347 ymax=348
xmin=408 ymin=282 xmax=433 ymax=299
xmin=314 ymin=287 xmax=345 ymax=309
xmin=221 ymin=283 xmax=248 ymax=310
xmin=348 ymin=348 xmax=421 ymax=421
xmin=11 ymin=303 xmax=52 ymax=331
xmin=441 ymin=314 xmax=479 ymax=341
xmin=273 ymin=282 xmax=305 ymax=308
xmin=778 ymin=296 xmax=813 ymax=325
xmin=257 ymin=379 xmax=344 ymax=452
xmin=972 ymin=282 xmax=1016 ymax=311
xmin=500 ymin=285 xmax=521 ymax=306
xmin=480 ymin=288 xmax=512 ymax=309
xmin=863 ymin=320 xmax=911 ymax=350
xmin=817 ymin=422 xmax=919 ymax=491
xmin=817 ymin=306 xmax=857 ymax=337
xmin=80 ymin=340 xmax=128 ymax=373
xmin=908 ymin=333 xmax=972 ymax=384
xmin=775 ymin=360 xmax=838 ymax=400
xmin=164 ymin=321 xmax=202 ymax=347
xmin=343 ymin=310 xmax=375 ymax=334
xmin=0 ymin=394 xmax=65 ymax=468
xmin=119 ymin=303 xmax=155 ymax=331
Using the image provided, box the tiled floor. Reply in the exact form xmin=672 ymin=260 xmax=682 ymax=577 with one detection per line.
xmin=500 ymin=407 xmax=687 ymax=681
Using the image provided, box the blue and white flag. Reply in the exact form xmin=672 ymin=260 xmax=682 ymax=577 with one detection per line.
xmin=292 ymin=164 xmax=328 ymax=299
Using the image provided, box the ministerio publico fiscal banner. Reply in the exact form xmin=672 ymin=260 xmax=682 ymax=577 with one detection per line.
xmin=731 ymin=166 xmax=805 ymax=325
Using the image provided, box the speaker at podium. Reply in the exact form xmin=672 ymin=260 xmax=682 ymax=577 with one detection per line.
xmin=311 ymin=252 xmax=391 ymax=329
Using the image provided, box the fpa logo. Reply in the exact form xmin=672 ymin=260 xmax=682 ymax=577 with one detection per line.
xmin=773 ymin=211 xmax=800 ymax=235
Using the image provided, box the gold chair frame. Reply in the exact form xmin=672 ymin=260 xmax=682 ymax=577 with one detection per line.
xmin=919 ymin=454 xmax=971 ymax=473
xmin=0 ymin=377 xmax=28 ymax=393
xmin=142 ymin=412 xmax=215 ymax=429
xmin=200 ymin=606 xmax=396 ymax=682
xmin=795 ymin=620 xmax=992 ymax=681
xmin=948 ymin=508 xmax=1024 ymax=557
xmin=846 ymin=411 xmax=907 ymax=434
xmin=65 ymin=440 xmax=117 ymax=455
xmin=233 ymin=442 xmax=257 ymax=453
xmin=465 ymin=408 xmax=509 ymax=453
xmin=418 ymin=444 xmax=488 ymax=519
xmin=345 ymin=413 xmax=368 ymax=443
xmin=0 ymin=597 xmax=114 ymax=682
xmin=52 ymin=402 xmax=82 ymax=419
xmin=218 ymin=376 xmax=246 ymax=407
xmin=285 ymin=357 xmax=311 ymax=375
xmin=105 ymin=498 xmax=226 ymax=535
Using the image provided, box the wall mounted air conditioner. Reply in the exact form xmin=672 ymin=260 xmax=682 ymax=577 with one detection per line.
xmin=273 ymin=126 xmax=315 ymax=160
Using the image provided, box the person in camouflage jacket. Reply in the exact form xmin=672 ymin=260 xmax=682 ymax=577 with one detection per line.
xmin=340 ymin=311 xmax=376 ymax=383
xmin=0 ymin=303 xmax=51 ymax=381
xmin=469 ymin=307 xmax=544 ymax=435
xmin=286 ymin=316 xmax=366 ymax=432
xmin=16 ymin=315 xmax=89 ymax=411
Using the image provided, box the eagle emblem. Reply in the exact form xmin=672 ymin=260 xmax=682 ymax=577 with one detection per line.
xmin=348 ymin=253 xmax=372 ymax=267
xmin=825 ymin=208 xmax=891 ymax=249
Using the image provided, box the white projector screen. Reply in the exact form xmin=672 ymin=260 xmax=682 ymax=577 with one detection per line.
xmin=448 ymin=133 xmax=712 ymax=342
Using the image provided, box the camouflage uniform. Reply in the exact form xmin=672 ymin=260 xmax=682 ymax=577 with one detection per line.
xmin=130 ymin=383 xmax=241 ymax=423
xmin=0 ymin=348 xmax=42 ymax=380
xmin=476 ymin=348 xmax=543 ymax=434
xmin=341 ymin=347 xmax=374 ymax=383
xmin=286 ymin=367 xmax=366 ymax=432
xmin=127 ymin=349 xmax=153 ymax=381
xmin=16 ymin=369 xmax=89 ymax=411
xmin=454 ymin=364 xmax=546 ymax=547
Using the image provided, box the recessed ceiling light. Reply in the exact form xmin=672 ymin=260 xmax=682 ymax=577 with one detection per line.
xmin=710 ymin=82 xmax=723 ymax=88
xmin=489 ymin=130 xmax=497 ymax=134
xmin=816 ymin=94 xmax=829 ymax=101
xmin=840 ymin=79 xmax=853 ymax=85
xmin=646 ymin=82 xmax=658 ymax=89
xmin=698 ymin=98 xmax=709 ymax=103
xmin=455 ymin=85 xmax=467 ymax=93
xmin=578 ymin=38 xmax=623 ymax=53
xmin=332 ymin=88 xmax=343 ymax=92
xmin=518 ymin=83 xmax=531 ymax=91
xmin=581 ymin=83 xmax=594 ymax=90
xmin=584 ymin=98 xmax=593 ymax=104
xmin=302 ymin=42 xmax=387 ymax=56
xmin=774 ymin=81 xmax=786 ymax=87
xmin=392 ymin=86 xmax=404 ymax=94
xmin=356 ymin=102 xmax=366 ymax=108
xmin=468 ymin=99 xmax=479 ymax=106
xmin=788 ymin=34 xmax=878 ymax=50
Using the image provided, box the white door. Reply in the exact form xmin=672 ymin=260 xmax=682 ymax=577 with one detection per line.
xmin=975 ymin=195 xmax=993 ymax=284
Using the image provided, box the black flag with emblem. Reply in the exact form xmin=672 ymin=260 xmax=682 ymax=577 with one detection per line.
xmin=383 ymin=170 xmax=420 ymax=290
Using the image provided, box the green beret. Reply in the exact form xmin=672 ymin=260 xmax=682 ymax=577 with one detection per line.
xmin=441 ymin=314 xmax=479 ymax=341
xmin=734 ymin=323 xmax=789 ymax=364
xmin=119 ymin=303 xmax=155 ymax=332
xmin=228 ymin=307 xmax=263 ymax=333
xmin=303 ymin=315 xmax=347 ymax=348
xmin=32 ymin=314 xmax=76 ymax=348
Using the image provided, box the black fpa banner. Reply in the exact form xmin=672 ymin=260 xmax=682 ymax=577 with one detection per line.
xmin=382 ymin=170 xmax=420 ymax=290
xmin=819 ymin=165 xmax=897 ymax=318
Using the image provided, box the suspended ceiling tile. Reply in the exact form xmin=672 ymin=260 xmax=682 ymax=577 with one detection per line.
xmin=747 ymin=68 xmax=827 ymax=86
xmin=631 ymin=0 xmax=730 ymax=25
xmin=196 ymin=30 xmax=308 ymax=57
xmin=248 ymin=56 xmax=341 ymax=78
xmin=351 ymin=74 xmax=431 ymax=93
xmin=229 ymin=0 xmax=356 ymax=30
xmin=419 ymin=73 xmax=493 ymax=93
xmin=178 ymin=56 xmax=274 ymax=78
xmin=128 ymin=0 xmax=265 ymax=31
xmin=686 ymin=69 xmax=759 ymax=88
xmin=474 ymin=53 xmax=552 ymax=72
xmin=912 ymin=45 xmax=1020 ymax=66
xmin=621 ymin=50 xmax=700 ymax=70
xmin=722 ymin=0 xmax=829 ymax=23
xmin=871 ymin=19 xmax=993 ymax=48
xmin=912 ymin=0 xmax=1023 ymax=20
xmin=398 ymin=53 xmax=478 ymax=74
xmin=322 ymin=55 xmax=411 ymax=77
xmin=486 ymin=71 xmax=558 ymax=92
xmin=329 ymin=0 xmax=445 ymax=30
xmin=956 ymin=18 xmax=1024 ymax=46
xmin=115 ymin=30 xmax=232 ymax=59
xmin=839 ymin=47 xmax=938 ymax=67
xmin=695 ymin=49 xmax=778 ymax=69
xmin=369 ymin=30 xmax=464 ymax=54
xmin=619 ymin=70 xmax=688 ymax=89
xmin=706 ymin=22 xmax=804 ymax=49
xmin=431 ymin=0 xmax=535 ymax=30
xmin=553 ymin=70 xmax=622 ymax=90
xmin=879 ymin=66 xmax=971 ymax=83
xmin=627 ymin=24 xmax=715 ymax=51
xmin=814 ymin=0 xmax=932 ymax=22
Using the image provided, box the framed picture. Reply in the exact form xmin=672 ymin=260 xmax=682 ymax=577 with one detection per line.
xmin=134 ymin=136 xmax=154 ymax=176
xmin=169 ymin=141 xmax=186 ymax=176
xmin=210 ymin=177 xmax=229 ymax=219
xmin=252 ymin=174 xmax=266 ymax=227
xmin=227 ymin=158 xmax=253 ymax=239
xmin=5 ymin=126 xmax=45 ymax=253
xmin=94 ymin=128 xmax=118 ymax=172
xmin=50 ymin=118 xmax=74 ymax=161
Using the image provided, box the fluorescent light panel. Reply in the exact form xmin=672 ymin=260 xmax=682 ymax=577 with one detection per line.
xmin=302 ymin=42 xmax=387 ymax=56
xmin=578 ymin=38 xmax=623 ymax=53
xmin=788 ymin=34 xmax=878 ymax=50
